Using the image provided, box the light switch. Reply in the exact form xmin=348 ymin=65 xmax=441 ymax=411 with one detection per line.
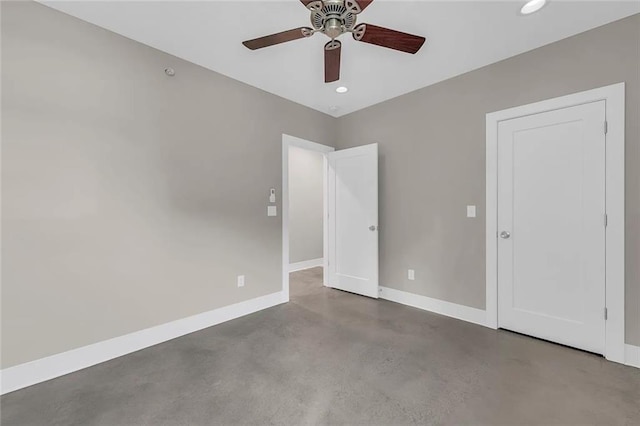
xmin=267 ymin=206 xmax=277 ymax=217
xmin=467 ymin=205 xmax=476 ymax=218
xmin=408 ymin=269 xmax=415 ymax=280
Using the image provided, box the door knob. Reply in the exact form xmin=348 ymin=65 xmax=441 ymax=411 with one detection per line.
xmin=500 ymin=231 xmax=511 ymax=239
xmin=369 ymin=225 xmax=377 ymax=231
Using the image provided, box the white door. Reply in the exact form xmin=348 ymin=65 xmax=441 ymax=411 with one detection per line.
xmin=326 ymin=143 xmax=378 ymax=298
xmin=497 ymin=101 xmax=606 ymax=354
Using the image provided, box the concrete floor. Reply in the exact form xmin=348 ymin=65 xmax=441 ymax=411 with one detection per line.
xmin=2 ymin=267 xmax=639 ymax=425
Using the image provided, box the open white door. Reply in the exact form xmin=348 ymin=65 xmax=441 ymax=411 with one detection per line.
xmin=326 ymin=143 xmax=378 ymax=298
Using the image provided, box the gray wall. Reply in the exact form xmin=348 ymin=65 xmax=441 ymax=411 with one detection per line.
xmin=1 ymin=1 xmax=336 ymax=368
xmin=336 ymin=14 xmax=640 ymax=346
xmin=288 ymin=146 xmax=324 ymax=264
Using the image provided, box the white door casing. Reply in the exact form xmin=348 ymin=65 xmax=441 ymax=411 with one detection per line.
xmin=497 ymin=101 xmax=606 ymax=354
xmin=486 ymin=83 xmax=625 ymax=364
xmin=327 ymin=143 xmax=379 ymax=298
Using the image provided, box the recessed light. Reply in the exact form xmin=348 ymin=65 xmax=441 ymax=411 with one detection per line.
xmin=520 ymin=0 xmax=547 ymax=15
xmin=336 ymin=86 xmax=348 ymax=94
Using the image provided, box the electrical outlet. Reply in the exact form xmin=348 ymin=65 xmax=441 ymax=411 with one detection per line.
xmin=467 ymin=205 xmax=476 ymax=218
xmin=408 ymin=269 xmax=415 ymax=280
xmin=237 ymin=275 xmax=245 ymax=288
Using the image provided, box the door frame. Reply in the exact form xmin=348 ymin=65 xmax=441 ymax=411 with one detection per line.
xmin=485 ymin=83 xmax=625 ymax=363
xmin=282 ymin=134 xmax=334 ymax=303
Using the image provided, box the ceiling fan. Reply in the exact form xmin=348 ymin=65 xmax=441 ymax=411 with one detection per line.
xmin=242 ymin=0 xmax=426 ymax=83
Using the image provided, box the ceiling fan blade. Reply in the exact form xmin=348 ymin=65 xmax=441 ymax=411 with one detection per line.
xmin=243 ymin=27 xmax=313 ymax=50
xmin=352 ymin=23 xmax=425 ymax=54
xmin=324 ymin=40 xmax=341 ymax=83
xmin=355 ymin=0 xmax=374 ymax=12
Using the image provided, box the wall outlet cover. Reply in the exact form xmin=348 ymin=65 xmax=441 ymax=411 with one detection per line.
xmin=408 ymin=269 xmax=415 ymax=280
xmin=237 ymin=275 xmax=245 ymax=287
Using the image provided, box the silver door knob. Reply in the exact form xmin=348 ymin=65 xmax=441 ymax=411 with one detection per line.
xmin=369 ymin=225 xmax=377 ymax=231
xmin=500 ymin=231 xmax=511 ymax=239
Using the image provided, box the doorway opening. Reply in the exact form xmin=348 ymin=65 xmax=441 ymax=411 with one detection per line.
xmin=282 ymin=135 xmax=380 ymax=302
xmin=281 ymin=134 xmax=334 ymax=302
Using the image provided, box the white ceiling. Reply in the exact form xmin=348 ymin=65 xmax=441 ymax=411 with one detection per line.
xmin=40 ymin=1 xmax=640 ymax=117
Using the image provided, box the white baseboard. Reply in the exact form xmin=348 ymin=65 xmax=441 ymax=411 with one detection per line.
xmin=0 ymin=291 xmax=284 ymax=395
xmin=379 ymin=286 xmax=489 ymax=328
xmin=289 ymin=258 xmax=324 ymax=272
xmin=625 ymin=344 xmax=640 ymax=369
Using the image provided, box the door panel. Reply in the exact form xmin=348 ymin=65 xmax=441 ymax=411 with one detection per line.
xmin=327 ymin=144 xmax=378 ymax=298
xmin=497 ymin=101 xmax=605 ymax=354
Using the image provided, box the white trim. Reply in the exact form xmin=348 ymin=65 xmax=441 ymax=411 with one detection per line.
xmin=379 ymin=287 xmax=489 ymax=328
xmin=485 ymin=83 xmax=626 ymax=364
xmin=625 ymin=344 xmax=640 ymax=369
xmin=486 ymin=105 xmax=499 ymax=330
xmin=282 ymin=134 xmax=334 ymax=302
xmin=289 ymin=257 xmax=324 ymax=272
xmin=322 ymin=154 xmax=329 ymax=288
xmin=0 ymin=291 xmax=283 ymax=395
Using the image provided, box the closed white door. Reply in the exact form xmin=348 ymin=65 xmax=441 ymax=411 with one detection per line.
xmin=326 ymin=143 xmax=378 ymax=298
xmin=497 ymin=101 xmax=606 ymax=354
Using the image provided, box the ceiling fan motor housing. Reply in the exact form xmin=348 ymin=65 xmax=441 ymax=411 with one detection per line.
xmin=308 ymin=0 xmax=358 ymax=39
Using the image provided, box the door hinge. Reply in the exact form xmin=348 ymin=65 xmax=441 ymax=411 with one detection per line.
xmin=604 ymin=307 xmax=608 ymax=320
xmin=604 ymin=213 xmax=608 ymax=227
xmin=604 ymin=121 xmax=608 ymax=135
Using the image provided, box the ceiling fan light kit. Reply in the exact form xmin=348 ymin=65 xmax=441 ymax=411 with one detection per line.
xmin=242 ymin=0 xmax=426 ymax=83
